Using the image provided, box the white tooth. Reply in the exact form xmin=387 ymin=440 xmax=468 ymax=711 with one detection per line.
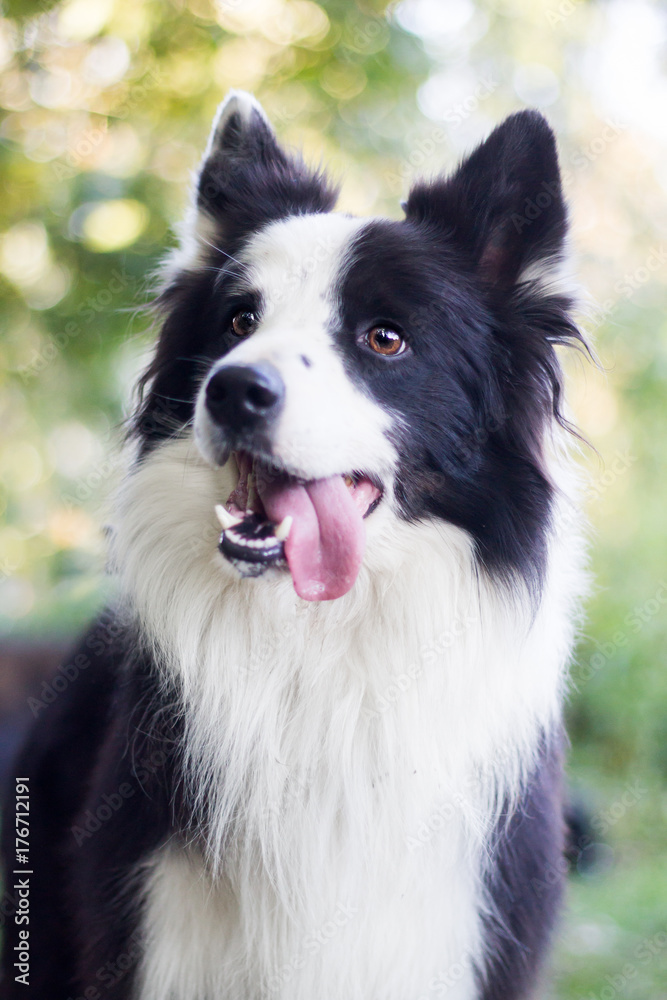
xmin=215 ymin=505 xmax=241 ymax=530
xmin=274 ymin=515 xmax=293 ymax=542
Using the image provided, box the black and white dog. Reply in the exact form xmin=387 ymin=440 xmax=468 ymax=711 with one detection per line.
xmin=2 ymin=92 xmax=587 ymax=999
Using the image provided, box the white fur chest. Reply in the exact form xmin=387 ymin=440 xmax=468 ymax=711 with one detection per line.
xmin=112 ymin=439 xmax=584 ymax=1000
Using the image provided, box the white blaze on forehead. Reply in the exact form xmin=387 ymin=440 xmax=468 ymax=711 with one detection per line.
xmin=240 ymin=212 xmax=363 ymax=316
xmin=205 ymin=212 xmax=398 ymax=482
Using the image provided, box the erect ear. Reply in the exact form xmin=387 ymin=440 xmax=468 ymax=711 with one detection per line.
xmin=195 ymin=90 xmax=337 ymax=236
xmin=404 ymin=110 xmax=567 ymax=289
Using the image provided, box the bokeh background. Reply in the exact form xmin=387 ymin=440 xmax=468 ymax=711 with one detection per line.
xmin=0 ymin=0 xmax=666 ymax=994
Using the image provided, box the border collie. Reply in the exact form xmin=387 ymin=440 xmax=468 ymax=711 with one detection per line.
xmin=2 ymin=91 xmax=587 ymax=1000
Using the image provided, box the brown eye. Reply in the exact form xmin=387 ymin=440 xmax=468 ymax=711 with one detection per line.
xmin=366 ymin=326 xmax=406 ymax=357
xmin=231 ymin=310 xmax=257 ymax=337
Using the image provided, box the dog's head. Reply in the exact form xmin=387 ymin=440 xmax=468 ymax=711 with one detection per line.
xmin=133 ymin=91 xmax=582 ymax=602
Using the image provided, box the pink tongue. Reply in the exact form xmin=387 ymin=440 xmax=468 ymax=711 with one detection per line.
xmin=258 ymin=474 xmax=366 ymax=601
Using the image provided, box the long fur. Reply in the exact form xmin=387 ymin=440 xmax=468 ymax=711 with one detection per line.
xmin=0 ymin=92 xmax=588 ymax=1000
xmin=114 ymin=438 xmax=583 ymax=1000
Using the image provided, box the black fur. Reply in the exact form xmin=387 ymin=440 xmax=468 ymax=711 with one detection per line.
xmin=0 ymin=619 xmax=184 ymax=999
xmin=0 ymin=622 xmax=119 ymax=997
xmin=477 ymin=737 xmax=567 ymax=999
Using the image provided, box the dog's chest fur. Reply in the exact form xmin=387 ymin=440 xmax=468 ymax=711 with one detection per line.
xmin=113 ymin=438 xmax=582 ymax=1000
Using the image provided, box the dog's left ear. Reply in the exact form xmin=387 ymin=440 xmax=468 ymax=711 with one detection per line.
xmin=195 ymin=90 xmax=337 ymax=235
xmin=404 ymin=110 xmax=567 ymax=290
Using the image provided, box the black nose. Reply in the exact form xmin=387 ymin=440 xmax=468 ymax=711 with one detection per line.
xmin=205 ymin=363 xmax=284 ymax=434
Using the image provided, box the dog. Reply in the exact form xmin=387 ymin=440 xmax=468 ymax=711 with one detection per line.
xmin=1 ymin=91 xmax=588 ymax=1000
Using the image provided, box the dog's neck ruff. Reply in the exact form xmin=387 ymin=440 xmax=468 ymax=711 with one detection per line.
xmin=111 ymin=435 xmax=583 ymax=1000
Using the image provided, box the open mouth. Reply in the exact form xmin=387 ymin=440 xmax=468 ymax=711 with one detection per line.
xmin=215 ymin=451 xmax=383 ymax=601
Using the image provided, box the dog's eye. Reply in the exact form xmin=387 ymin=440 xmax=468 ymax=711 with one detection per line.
xmin=230 ymin=310 xmax=257 ymax=338
xmin=365 ymin=326 xmax=406 ymax=357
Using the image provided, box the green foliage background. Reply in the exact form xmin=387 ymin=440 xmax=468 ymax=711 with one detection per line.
xmin=1 ymin=0 xmax=666 ymax=994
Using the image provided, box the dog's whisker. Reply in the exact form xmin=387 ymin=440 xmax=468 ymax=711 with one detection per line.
xmin=198 ymin=236 xmax=244 ymax=268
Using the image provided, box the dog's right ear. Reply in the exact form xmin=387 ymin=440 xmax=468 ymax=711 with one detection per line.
xmin=194 ymin=91 xmax=337 ymax=237
xmin=404 ymin=111 xmax=568 ymax=292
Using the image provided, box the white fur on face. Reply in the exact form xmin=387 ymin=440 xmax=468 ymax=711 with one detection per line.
xmin=193 ymin=213 xmax=399 ymax=484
